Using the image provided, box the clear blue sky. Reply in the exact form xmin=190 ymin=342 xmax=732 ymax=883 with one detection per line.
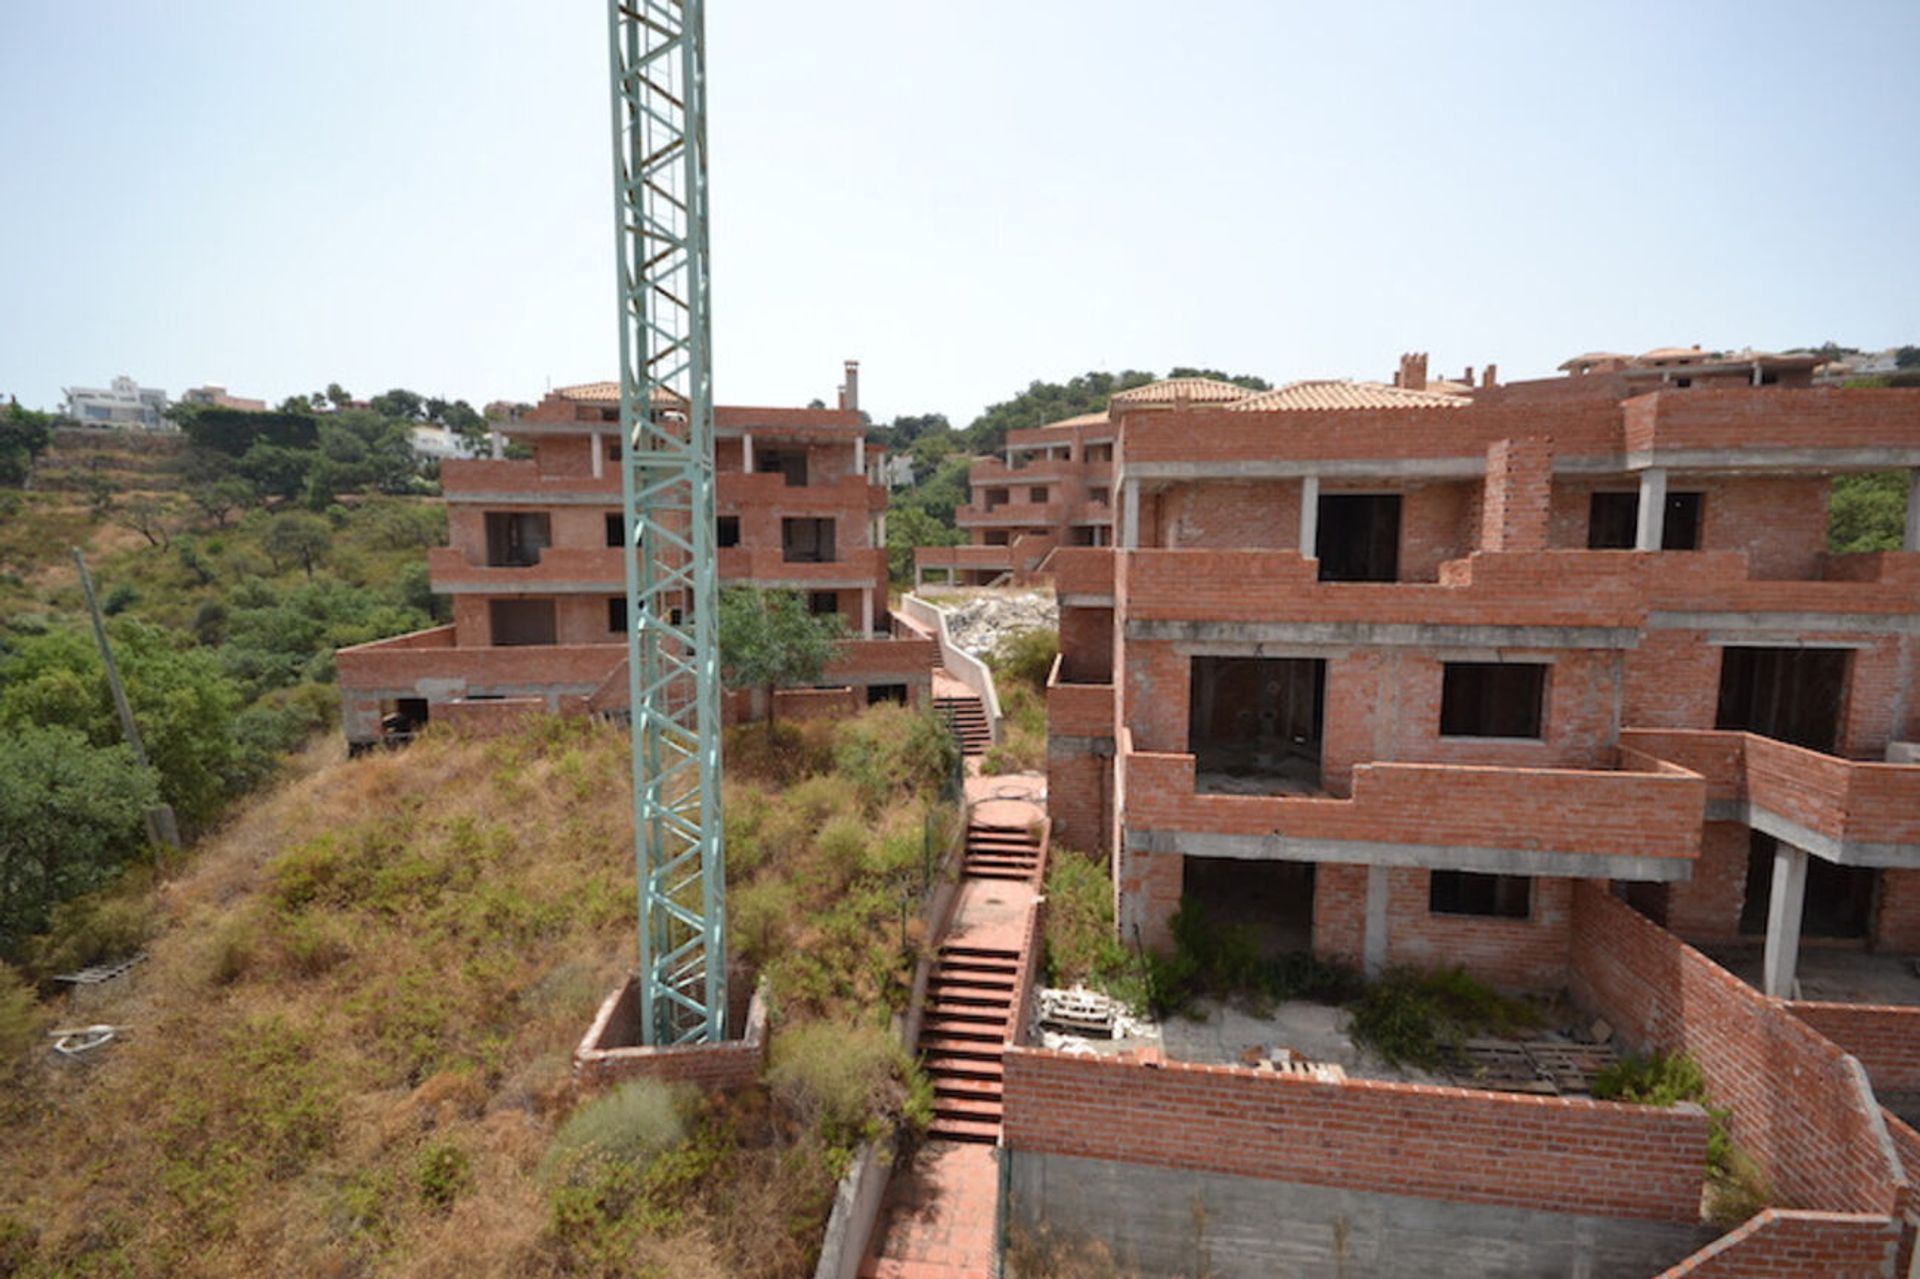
xmin=3 ymin=1 xmax=1916 ymax=426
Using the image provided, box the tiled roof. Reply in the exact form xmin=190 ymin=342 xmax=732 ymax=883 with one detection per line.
xmin=1225 ymin=379 xmax=1469 ymax=412
xmin=1035 ymin=411 xmax=1111 ymax=430
xmin=553 ymin=381 xmax=684 ymax=407
xmin=1108 ymin=377 xmax=1256 ymax=406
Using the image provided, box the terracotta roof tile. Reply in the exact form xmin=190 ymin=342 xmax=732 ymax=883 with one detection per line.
xmin=1225 ymin=379 xmax=1469 ymax=412
xmin=1108 ymin=377 xmax=1255 ymax=406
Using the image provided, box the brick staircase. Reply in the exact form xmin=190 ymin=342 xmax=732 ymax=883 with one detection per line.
xmin=935 ymin=693 xmax=991 ymax=756
xmin=918 ymin=943 xmax=1021 ymax=1144
xmin=962 ymin=822 xmax=1042 ymax=881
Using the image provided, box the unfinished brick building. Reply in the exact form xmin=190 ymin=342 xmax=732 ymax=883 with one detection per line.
xmin=1043 ymin=363 xmax=1920 ymax=1006
xmin=337 ymin=365 xmax=935 ymax=746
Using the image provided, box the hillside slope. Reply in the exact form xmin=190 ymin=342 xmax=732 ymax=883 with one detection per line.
xmin=0 ymin=709 xmax=954 ymax=1277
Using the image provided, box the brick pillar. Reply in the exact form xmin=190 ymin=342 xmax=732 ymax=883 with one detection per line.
xmin=1480 ymin=436 xmax=1554 ymax=553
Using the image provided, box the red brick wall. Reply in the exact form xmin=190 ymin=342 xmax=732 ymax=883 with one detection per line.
xmin=1046 ymin=751 xmax=1110 ymax=855
xmin=1545 ymin=476 xmax=1830 ymax=581
xmin=1057 ymin=605 xmax=1112 ymax=683
xmin=1622 ymin=630 xmax=1725 ymax=730
xmin=1569 ymin=883 xmax=1902 ymax=1216
xmin=1787 ymin=1001 xmax=1920 ymax=1094
xmin=1664 ymin=821 xmax=1750 ymax=944
xmin=1311 ymin=862 xmax=1366 ymax=966
xmin=1377 ymin=870 xmax=1574 ymax=993
xmin=1654 ymin=1209 xmax=1899 ymax=1278
xmin=1152 ymin=479 xmax=1300 ymax=550
xmin=573 ymin=977 xmax=767 ymax=1092
xmin=1001 ymin=1048 xmax=1710 ymax=1222
xmin=1479 ymin=437 xmax=1553 ymax=554
xmin=1877 ymin=870 xmax=1920 ymax=951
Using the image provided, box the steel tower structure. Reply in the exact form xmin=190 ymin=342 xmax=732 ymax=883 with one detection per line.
xmin=607 ymin=0 xmax=726 ymax=1045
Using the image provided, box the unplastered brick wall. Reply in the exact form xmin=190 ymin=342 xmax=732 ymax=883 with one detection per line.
xmin=1309 ymin=866 xmax=1575 ymax=993
xmin=1001 ymin=1047 xmax=1711 ymax=1223
xmin=1878 ymin=870 xmax=1920 ymax=951
xmin=1479 ymin=436 xmax=1553 ymax=553
xmin=1663 ymin=821 xmax=1750 ymax=943
xmin=1151 ymin=478 xmax=1300 ymax=550
xmin=1045 ymin=751 xmax=1109 ymax=855
xmin=574 ymin=977 xmax=767 ymax=1092
xmin=1569 ymin=883 xmax=1904 ymax=1216
xmin=1787 ymin=1002 xmax=1920 ymax=1095
xmin=1653 ymin=1209 xmax=1900 ymax=1278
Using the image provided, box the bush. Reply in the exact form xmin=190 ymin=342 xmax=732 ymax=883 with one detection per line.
xmin=0 ymin=963 xmax=45 ymax=1062
xmin=1346 ymin=966 xmax=1535 ymax=1068
xmin=831 ymin=705 xmax=959 ymax=810
xmin=549 ymin=1078 xmax=695 ymax=1172
xmin=1143 ymin=898 xmax=1362 ymax=1017
xmin=1590 ymin=1048 xmax=1770 ymax=1224
xmin=416 ymin=1141 xmax=473 ymax=1210
xmin=766 ymin=1020 xmax=906 ymax=1152
xmin=989 ymin=627 xmax=1058 ymax=690
xmin=1043 ymin=851 xmax=1143 ymax=1007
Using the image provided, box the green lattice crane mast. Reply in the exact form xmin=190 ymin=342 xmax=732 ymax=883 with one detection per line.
xmin=606 ymin=0 xmax=726 ymax=1046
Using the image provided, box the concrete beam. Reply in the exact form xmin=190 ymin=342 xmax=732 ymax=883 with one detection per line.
xmin=1648 ymin=611 xmax=1920 ymax=636
xmin=1703 ymin=799 xmax=1920 ymax=869
xmin=1128 ymin=619 xmax=1642 ymax=651
xmin=1126 ymin=829 xmax=1694 ymax=882
xmin=1761 ymin=841 xmax=1808 ymax=999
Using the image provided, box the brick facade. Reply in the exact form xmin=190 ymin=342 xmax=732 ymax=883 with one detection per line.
xmin=1654 ymin=1209 xmax=1900 ymax=1278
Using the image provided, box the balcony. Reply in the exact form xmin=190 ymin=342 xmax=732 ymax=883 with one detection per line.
xmin=1620 ymin=728 xmax=1920 ymax=864
xmin=1120 ymin=730 xmax=1704 ymax=879
xmin=1622 ymin=386 xmax=1920 ymax=463
xmin=717 ymin=471 xmax=886 ymax=514
xmin=441 ymin=458 xmax=619 ymax=501
xmin=337 ymin=626 xmax=625 ymax=694
xmin=1047 ymin=547 xmax=1114 ymax=601
xmin=428 ymin=546 xmax=623 ymax=593
xmin=1046 ymin=655 xmax=1113 ymax=740
xmin=954 ymin=499 xmax=1063 ymax=528
xmin=914 ymin=545 xmax=1014 ymax=572
xmin=824 ymin=635 xmax=940 ymax=681
xmin=718 ymin=546 xmax=886 ymax=586
xmin=968 ymin=456 xmax=1080 ymax=487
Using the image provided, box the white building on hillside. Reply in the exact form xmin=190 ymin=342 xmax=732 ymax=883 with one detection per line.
xmin=63 ymin=375 xmax=168 ymax=429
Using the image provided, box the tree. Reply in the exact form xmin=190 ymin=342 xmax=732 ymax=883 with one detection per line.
xmin=325 ymin=382 xmax=353 ymax=409
xmin=370 ymin=388 xmax=426 ymax=421
xmin=886 ymin=506 xmax=962 ymax=583
xmin=110 ymin=495 xmax=185 ymax=549
xmin=0 ymin=725 xmax=157 ymax=956
xmin=0 ymin=402 xmax=53 ymax=487
xmin=1166 ymin=366 xmax=1272 ymax=392
xmin=261 ymin=512 xmax=332 ymax=578
xmin=1830 ymin=472 xmax=1908 ymax=554
xmin=717 ymin=587 xmax=845 ymax=725
xmin=188 ymin=476 xmax=257 ymax=528
xmin=960 ymin=370 xmax=1155 ymax=455
xmin=0 ymin=622 xmax=243 ymax=832
xmin=1896 ymin=347 xmax=1920 ymax=370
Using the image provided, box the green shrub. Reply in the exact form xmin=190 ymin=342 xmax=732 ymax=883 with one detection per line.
xmin=23 ymin=888 xmax=158 ymax=982
xmin=766 ymin=1020 xmax=905 ymax=1151
xmin=549 ymin=1078 xmax=695 ymax=1172
xmin=989 ymin=627 xmax=1058 ymax=690
xmin=1589 ymin=1048 xmax=1769 ymax=1223
xmin=1043 ymin=851 xmax=1143 ymax=1007
xmin=1347 ymin=966 xmax=1536 ymax=1068
xmin=416 ymin=1141 xmax=473 ymax=1210
xmin=0 ymin=963 xmax=44 ymax=1062
xmin=1591 ymin=1049 xmax=1708 ymax=1108
xmin=831 ymin=706 xmax=959 ymax=810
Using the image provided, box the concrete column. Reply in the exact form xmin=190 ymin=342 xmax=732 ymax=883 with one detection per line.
xmin=1904 ymin=469 xmax=1920 ymax=552
xmin=1120 ymin=478 xmax=1141 ymax=549
xmin=742 ymin=431 xmax=754 ymax=473
xmin=591 ymin=431 xmax=604 ymax=479
xmin=1634 ymin=467 xmax=1669 ymax=551
xmin=860 ymin=586 xmax=873 ymax=638
xmin=913 ymin=563 xmax=923 ymax=591
xmin=1761 ymin=842 xmax=1809 ymax=999
xmin=1298 ymin=474 xmax=1321 ymax=557
xmin=489 ymin=428 xmax=504 ymax=461
xmin=854 ymin=436 xmax=865 ymax=477
xmin=875 ymin=512 xmax=887 ymax=547
xmin=1363 ymin=864 xmax=1391 ymax=978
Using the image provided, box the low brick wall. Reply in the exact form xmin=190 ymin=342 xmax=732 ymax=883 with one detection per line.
xmin=573 ymin=977 xmax=767 ymax=1092
xmin=1654 ymin=1209 xmax=1900 ymax=1277
xmin=1788 ymin=1002 xmax=1920 ymax=1096
xmin=1569 ymin=883 xmax=1905 ymax=1216
xmin=1001 ymin=1048 xmax=1710 ymax=1222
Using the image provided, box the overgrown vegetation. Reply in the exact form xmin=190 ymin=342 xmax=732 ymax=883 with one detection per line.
xmin=1345 ymin=966 xmax=1538 ymax=1068
xmin=0 ymin=702 xmax=955 ymax=1276
xmin=1591 ymin=1049 xmax=1774 ymax=1226
xmin=982 ymin=625 xmax=1053 ymax=776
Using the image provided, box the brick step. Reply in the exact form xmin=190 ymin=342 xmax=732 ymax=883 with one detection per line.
xmin=942 ymin=945 xmax=1021 ymax=961
xmin=933 ymin=1077 xmax=1005 ymax=1104
xmin=929 ymin=970 xmax=1016 ymax=990
xmin=922 ymin=1054 xmax=1005 ymax=1081
xmin=921 ymin=979 xmax=1013 ymax=998
xmin=932 ymin=1092 xmax=1004 ymax=1121
xmin=919 ymin=1019 xmax=1005 ymax=1044
xmin=966 ymin=843 xmax=1039 ymax=858
xmin=917 ymin=1036 xmax=1006 ymax=1061
xmin=925 ymin=1115 xmax=1000 ymax=1144
xmin=968 ymin=824 xmax=1034 ymax=836
xmin=965 ymin=853 xmax=1040 ymax=867
xmin=966 ymin=867 xmax=1040 ymax=882
xmin=925 ymin=1003 xmax=1010 ymax=1026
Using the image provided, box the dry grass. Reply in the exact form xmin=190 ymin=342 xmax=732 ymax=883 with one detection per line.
xmin=0 ymin=708 xmax=948 ymax=1277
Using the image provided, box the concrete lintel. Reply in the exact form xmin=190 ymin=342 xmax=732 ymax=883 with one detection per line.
xmin=1128 ymin=619 xmax=1640 ymax=651
xmin=445 ymin=491 xmax=617 ymax=506
xmin=1170 ymin=639 xmax=1355 ymax=662
xmin=1626 ymin=446 xmax=1920 ymax=474
xmin=436 ymin=580 xmax=622 ymax=595
xmin=1648 ymin=611 xmax=1920 ymax=636
xmin=1047 ymin=735 xmax=1115 ymax=758
xmin=1125 ymin=828 xmax=1693 ymax=882
xmin=1126 ymin=457 xmax=1484 ymax=483
xmin=1058 ymin=593 xmax=1115 ymax=609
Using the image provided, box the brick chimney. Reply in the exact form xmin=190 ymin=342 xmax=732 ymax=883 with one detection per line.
xmin=1398 ymin=352 xmax=1428 ymax=391
xmin=837 ymin=360 xmax=860 ymax=414
xmin=1462 ymin=366 xmax=1476 ymax=389
xmin=1482 ymin=363 xmax=1498 ymax=389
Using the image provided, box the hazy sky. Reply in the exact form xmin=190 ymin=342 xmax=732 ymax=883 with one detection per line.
xmin=3 ymin=2 xmax=1916 ymax=426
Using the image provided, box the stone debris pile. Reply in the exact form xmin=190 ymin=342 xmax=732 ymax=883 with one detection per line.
xmin=943 ymin=590 xmax=1057 ymax=657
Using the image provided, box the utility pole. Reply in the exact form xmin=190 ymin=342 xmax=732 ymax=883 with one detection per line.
xmin=607 ymin=0 xmax=726 ymax=1045
xmin=72 ymin=548 xmax=180 ymax=849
